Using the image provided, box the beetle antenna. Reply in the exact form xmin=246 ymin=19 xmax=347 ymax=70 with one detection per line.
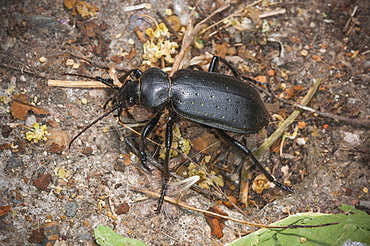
xmin=69 ymin=103 xmax=122 ymax=149
xmin=63 ymin=73 xmax=119 ymax=89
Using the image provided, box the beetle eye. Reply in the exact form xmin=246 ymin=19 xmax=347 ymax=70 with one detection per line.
xmin=125 ymin=96 xmax=135 ymax=107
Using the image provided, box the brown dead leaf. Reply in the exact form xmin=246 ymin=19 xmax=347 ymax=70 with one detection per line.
xmin=81 ymin=146 xmax=94 ymax=156
xmin=134 ymin=27 xmax=146 ymax=43
xmin=46 ymin=142 xmax=64 ymax=153
xmin=64 ymin=0 xmax=98 ymax=18
xmin=111 ymin=55 xmax=124 ymax=63
xmin=0 ymin=143 xmax=11 ymax=150
xmin=267 ymin=69 xmax=276 ymax=77
xmin=76 ymin=21 xmax=102 ymax=39
xmin=284 ymin=85 xmax=305 ymax=99
xmin=297 ymin=121 xmax=306 ymax=129
xmin=270 ymin=138 xmax=282 ymax=154
xmin=205 ymin=205 xmax=228 ymax=239
xmin=33 ymin=173 xmax=52 ymax=191
xmin=215 ymin=42 xmax=228 ymax=58
xmin=312 ymin=54 xmax=322 ymax=62
xmin=28 ymin=228 xmax=44 ymax=244
xmin=238 ymin=45 xmax=255 ymax=60
xmin=125 ymin=49 xmax=137 ymax=60
xmin=0 ymin=205 xmax=11 ymax=216
xmin=291 ymin=36 xmax=300 ymax=44
xmin=188 ymin=130 xmax=221 ymax=155
xmin=45 ymin=129 xmax=70 ymax=153
xmin=10 ymin=94 xmax=50 ymax=120
xmin=254 ymin=75 xmax=267 ymax=84
xmin=63 ymin=0 xmax=76 ymax=9
xmin=116 ymin=202 xmax=130 ymax=215
xmin=221 ymin=196 xmax=237 ymax=209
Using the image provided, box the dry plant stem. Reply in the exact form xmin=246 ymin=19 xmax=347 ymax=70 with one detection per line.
xmin=256 ymin=85 xmax=370 ymax=127
xmin=156 ymin=11 xmax=181 ymax=39
xmin=254 ymin=78 xmax=322 ymax=158
xmin=0 ymin=63 xmax=44 ymax=77
xmin=133 ymin=187 xmax=277 ymax=228
xmin=200 ymin=0 xmax=263 ymax=35
xmin=276 ymin=96 xmax=370 ymax=127
xmin=170 ymin=2 xmax=231 ymax=74
xmin=133 ymin=187 xmax=338 ymax=229
xmin=258 ymin=8 xmax=286 ymax=18
xmin=48 ymin=79 xmax=111 ymax=88
xmin=343 ymin=6 xmax=358 ymax=36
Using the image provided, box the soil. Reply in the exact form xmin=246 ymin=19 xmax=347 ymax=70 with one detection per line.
xmin=0 ymin=0 xmax=369 ymax=245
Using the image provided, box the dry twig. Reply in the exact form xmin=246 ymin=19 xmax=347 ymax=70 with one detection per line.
xmin=48 ymin=79 xmax=110 ymax=88
xmin=170 ymin=2 xmax=231 ymax=74
xmin=133 ymin=187 xmax=338 ymax=229
xmin=254 ymin=78 xmax=322 ymax=158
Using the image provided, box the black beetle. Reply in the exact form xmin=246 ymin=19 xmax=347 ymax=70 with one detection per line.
xmin=69 ymin=56 xmax=293 ymax=212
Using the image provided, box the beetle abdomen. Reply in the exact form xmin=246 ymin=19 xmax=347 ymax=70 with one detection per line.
xmin=170 ymin=69 xmax=268 ymax=134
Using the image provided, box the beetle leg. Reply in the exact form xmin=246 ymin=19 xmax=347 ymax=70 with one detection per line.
xmin=156 ymin=112 xmax=176 ymax=213
xmin=210 ymin=56 xmax=270 ymax=87
xmin=216 ymin=129 xmax=294 ymax=193
xmin=139 ymin=110 xmax=163 ymax=172
xmin=208 ymin=56 xmax=220 ymax=73
xmin=118 ymin=69 xmax=143 ymax=83
xmin=209 ymin=56 xmax=242 ymax=79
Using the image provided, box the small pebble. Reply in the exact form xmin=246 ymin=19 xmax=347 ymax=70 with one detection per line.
xmin=66 ymin=59 xmax=75 ymax=66
xmin=65 ymin=201 xmax=78 ymax=217
xmin=296 ymin=137 xmax=306 ymax=146
xmin=5 ymin=156 xmax=24 ymax=170
xmin=39 ymin=56 xmax=47 ymax=63
xmin=301 ymin=49 xmax=308 ymax=56
xmin=79 ymin=234 xmax=91 ymax=241
xmin=343 ymin=132 xmax=360 ymax=146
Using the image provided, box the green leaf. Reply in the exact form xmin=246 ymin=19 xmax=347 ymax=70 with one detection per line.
xmin=226 ymin=205 xmax=370 ymax=246
xmin=94 ymin=225 xmax=149 ymax=246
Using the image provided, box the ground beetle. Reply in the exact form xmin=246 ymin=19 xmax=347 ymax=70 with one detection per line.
xmin=69 ymin=56 xmax=293 ymax=212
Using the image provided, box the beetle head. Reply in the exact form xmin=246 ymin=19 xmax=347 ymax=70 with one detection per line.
xmin=111 ymin=79 xmax=140 ymax=108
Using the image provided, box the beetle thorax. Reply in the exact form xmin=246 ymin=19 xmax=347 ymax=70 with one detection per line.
xmin=138 ymin=67 xmax=170 ymax=108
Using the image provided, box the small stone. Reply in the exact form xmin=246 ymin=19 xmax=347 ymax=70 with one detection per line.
xmin=343 ymin=132 xmax=360 ymax=146
xmin=296 ymin=137 xmax=306 ymax=146
xmin=39 ymin=57 xmax=47 ymax=63
xmin=65 ymin=201 xmax=78 ymax=217
xmin=80 ymin=234 xmax=91 ymax=241
xmin=5 ymin=156 xmax=24 ymax=170
xmin=66 ymin=59 xmax=75 ymax=66
xmin=301 ymin=49 xmax=308 ymax=56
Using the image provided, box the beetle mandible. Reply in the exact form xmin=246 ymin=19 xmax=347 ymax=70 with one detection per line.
xmin=69 ymin=56 xmax=294 ymax=212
